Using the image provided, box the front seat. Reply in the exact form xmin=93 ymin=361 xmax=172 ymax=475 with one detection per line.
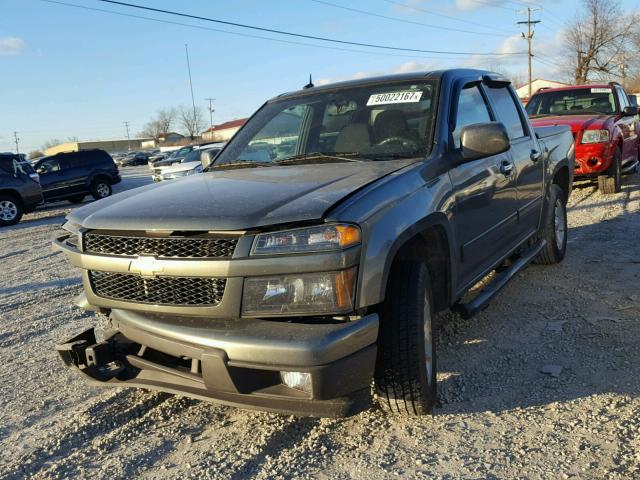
xmin=372 ymin=110 xmax=411 ymax=143
xmin=334 ymin=123 xmax=371 ymax=152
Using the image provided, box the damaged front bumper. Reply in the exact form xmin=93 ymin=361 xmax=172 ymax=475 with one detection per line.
xmin=56 ymin=311 xmax=378 ymax=417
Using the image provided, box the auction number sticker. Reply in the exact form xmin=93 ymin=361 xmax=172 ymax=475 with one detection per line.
xmin=367 ymin=91 xmax=422 ymax=106
xmin=590 ymin=88 xmax=611 ymax=93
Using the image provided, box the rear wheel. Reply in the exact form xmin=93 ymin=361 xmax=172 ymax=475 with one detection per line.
xmin=598 ymin=149 xmax=622 ymax=194
xmin=374 ymin=261 xmax=437 ymax=415
xmin=534 ymin=184 xmax=567 ymax=265
xmin=91 ymin=179 xmax=112 ymax=200
xmin=0 ymin=195 xmax=23 ymax=227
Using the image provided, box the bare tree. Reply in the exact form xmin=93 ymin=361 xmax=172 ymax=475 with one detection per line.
xmin=564 ymin=0 xmax=638 ymax=84
xmin=139 ymin=119 xmax=163 ymax=139
xmin=28 ymin=150 xmax=44 ymax=159
xmin=139 ymin=108 xmax=178 ymax=139
xmin=179 ymin=105 xmax=205 ymax=140
xmin=157 ymin=108 xmax=176 ymax=134
xmin=41 ymin=138 xmax=62 ymax=150
xmin=67 ymin=136 xmax=79 ymax=142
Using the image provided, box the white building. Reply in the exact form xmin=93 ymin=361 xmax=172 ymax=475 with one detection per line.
xmin=516 ymin=79 xmax=571 ymax=100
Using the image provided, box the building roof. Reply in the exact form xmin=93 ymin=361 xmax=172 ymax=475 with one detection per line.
xmin=203 ymin=118 xmax=247 ymax=133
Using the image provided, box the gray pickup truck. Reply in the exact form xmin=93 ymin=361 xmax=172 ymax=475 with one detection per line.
xmin=54 ymin=69 xmax=574 ymax=417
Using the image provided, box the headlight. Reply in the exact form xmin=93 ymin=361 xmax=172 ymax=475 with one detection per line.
xmin=581 ymin=129 xmax=609 ymax=144
xmin=242 ymin=268 xmax=357 ymax=316
xmin=252 ymin=224 xmax=361 ymax=255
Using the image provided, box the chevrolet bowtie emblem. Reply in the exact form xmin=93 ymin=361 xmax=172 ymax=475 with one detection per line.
xmin=128 ymin=256 xmax=164 ymax=277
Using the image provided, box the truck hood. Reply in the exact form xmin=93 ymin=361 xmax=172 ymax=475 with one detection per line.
xmin=529 ymin=114 xmax=611 ymax=133
xmin=68 ymin=160 xmax=415 ymax=231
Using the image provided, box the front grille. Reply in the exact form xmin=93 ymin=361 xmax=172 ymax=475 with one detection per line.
xmin=89 ymin=271 xmax=226 ymax=306
xmin=84 ymin=233 xmax=237 ymax=258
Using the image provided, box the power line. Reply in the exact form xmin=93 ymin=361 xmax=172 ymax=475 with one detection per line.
xmin=92 ymin=0 xmax=526 ymax=56
xmin=381 ymin=0 xmax=519 ymax=35
xmin=462 ymin=0 xmax=516 ymax=12
xmin=310 ymin=0 xmax=510 ymax=37
xmin=40 ymin=0 xmax=521 ymax=61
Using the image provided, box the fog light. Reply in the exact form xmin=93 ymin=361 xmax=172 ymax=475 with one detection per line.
xmin=587 ymin=157 xmax=598 ymax=167
xmin=280 ymin=371 xmax=312 ymax=393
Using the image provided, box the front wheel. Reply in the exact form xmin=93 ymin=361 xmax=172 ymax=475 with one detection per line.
xmin=598 ymin=149 xmax=622 ymax=194
xmin=374 ymin=261 xmax=437 ymax=415
xmin=0 ymin=195 xmax=23 ymax=227
xmin=534 ymin=184 xmax=567 ymax=265
xmin=91 ymin=179 xmax=112 ymax=200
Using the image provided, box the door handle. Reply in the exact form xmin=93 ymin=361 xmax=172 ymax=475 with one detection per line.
xmin=499 ymin=160 xmax=514 ymax=176
xmin=530 ymin=149 xmax=542 ymax=162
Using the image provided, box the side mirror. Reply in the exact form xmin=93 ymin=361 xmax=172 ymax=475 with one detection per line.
xmin=460 ymin=122 xmax=510 ymax=162
xmin=622 ymin=106 xmax=638 ymax=116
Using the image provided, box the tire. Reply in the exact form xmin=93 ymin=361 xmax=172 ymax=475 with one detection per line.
xmin=374 ymin=261 xmax=437 ymax=415
xmin=534 ymin=184 xmax=567 ymax=265
xmin=0 ymin=194 xmax=23 ymax=227
xmin=90 ymin=179 xmax=112 ymax=200
xmin=598 ymin=148 xmax=622 ymax=194
xmin=69 ymin=195 xmax=85 ymax=204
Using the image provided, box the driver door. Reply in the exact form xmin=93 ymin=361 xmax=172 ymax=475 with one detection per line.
xmin=449 ymin=83 xmax=519 ymax=287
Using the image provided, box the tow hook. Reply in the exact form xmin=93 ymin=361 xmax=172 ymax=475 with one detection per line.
xmin=55 ymin=328 xmax=115 ymax=368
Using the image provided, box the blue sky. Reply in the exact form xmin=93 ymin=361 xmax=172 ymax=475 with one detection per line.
xmin=0 ymin=0 xmax=636 ymax=153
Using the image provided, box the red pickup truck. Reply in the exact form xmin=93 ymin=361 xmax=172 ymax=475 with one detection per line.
xmin=526 ymin=83 xmax=639 ymax=193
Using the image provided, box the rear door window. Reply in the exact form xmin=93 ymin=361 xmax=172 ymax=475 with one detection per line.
xmin=486 ymin=86 xmax=528 ymax=140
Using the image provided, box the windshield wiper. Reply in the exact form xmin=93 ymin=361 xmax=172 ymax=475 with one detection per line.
xmin=209 ymin=161 xmax=274 ymax=171
xmin=272 ymin=152 xmax=366 ymax=165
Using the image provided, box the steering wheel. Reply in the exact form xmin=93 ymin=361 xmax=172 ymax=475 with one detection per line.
xmin=377 ymin=136 xmax=419 ymax=150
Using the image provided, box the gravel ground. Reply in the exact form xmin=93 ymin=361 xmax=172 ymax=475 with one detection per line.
xmin=0 ymin=167 xmax=639 ymax=479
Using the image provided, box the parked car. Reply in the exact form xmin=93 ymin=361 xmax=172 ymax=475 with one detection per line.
xmin=152 ymin=145 xmax=195 ymax=168
xmin=54 ymin=69 xmax=573 ymax=417
xmin=527 ymin=82 xmax=639 ymax=193
xmin=152 ymin=144 xmax=225 ymax=182
xmin=120 ymin=151 xmax=150 ymax=167
xmin=0 ymin=153 xmax=43 ymax=226
xmin=34 ymin=149 xmax=121 ymax=203
xmin=147 ymin=150 xmax=173 ymax=168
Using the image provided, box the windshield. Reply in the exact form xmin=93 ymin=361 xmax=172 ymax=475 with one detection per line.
xmin=0 ymin=155 xmax=36 ymax=175
xmin=526 ymin=87 xmax=617 ymax=116
xmin=182 ymin=149 xmax=201 ymax=163
xmin=213 ymin=80 xmax=437 ymax=168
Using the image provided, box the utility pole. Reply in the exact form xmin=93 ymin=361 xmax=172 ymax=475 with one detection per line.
xmin=13 ymin=131 xmax=20 ymax=156
xmin=517 ymin=7 xmax=541 ymax=99
xmin=123 ymin=121 xmax=131 ymax=151
xmin=205 ymin=97 xmax=215 ymax=140
xmin=185 ymin=44 xmax=198 ymax=139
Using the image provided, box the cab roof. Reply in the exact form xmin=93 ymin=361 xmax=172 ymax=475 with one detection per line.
xmin=271 ymin=68 xmax=507 ymax=102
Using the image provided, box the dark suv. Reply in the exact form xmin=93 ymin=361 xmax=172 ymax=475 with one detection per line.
xmin=34 ymin=149 xmax=121 ymax=203
xmin=0 ymin=153 xmax=43 ymax=226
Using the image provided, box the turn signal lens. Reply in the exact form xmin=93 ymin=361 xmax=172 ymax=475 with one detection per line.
xmin=252 ymin=224 xmax=361 ymax=255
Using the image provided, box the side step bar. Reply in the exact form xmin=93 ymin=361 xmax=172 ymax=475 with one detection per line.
xmin=452 ymin=240 xmax=546 ymax=320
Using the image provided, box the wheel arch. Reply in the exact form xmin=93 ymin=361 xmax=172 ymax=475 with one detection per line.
xmin=359 ymin=212 xmax=455 ymax=313
xmin=0 ymin=189 xmax=24 ymax=207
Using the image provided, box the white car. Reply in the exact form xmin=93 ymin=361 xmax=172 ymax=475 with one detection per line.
xmin=152 ymin=143 xmax=225 ymax=182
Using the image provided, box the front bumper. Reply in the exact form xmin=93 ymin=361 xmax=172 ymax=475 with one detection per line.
xmin=574 ymin=143 xmax=613 ymax=176
xmin=56 ymin=311 xmax=378 ymax=417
